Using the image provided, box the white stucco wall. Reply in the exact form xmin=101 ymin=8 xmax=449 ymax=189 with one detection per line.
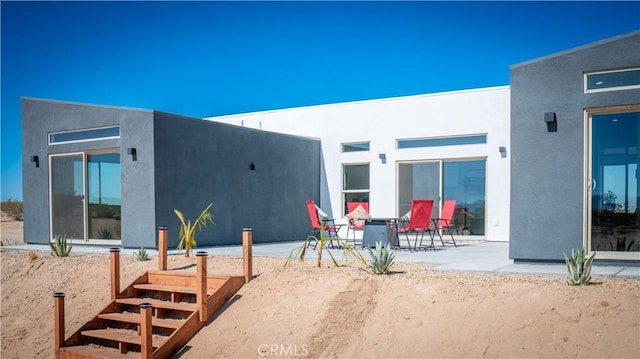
xmin=206 ymin=86 xmax=511 ymax=241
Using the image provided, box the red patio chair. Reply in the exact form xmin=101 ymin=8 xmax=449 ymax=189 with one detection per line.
xmin=430 ymin=199 xmax=458 ymax=247
xmin=396 ymin=199 xmax=434 ymax=251
xmin=306 ymin=200 xmax=342 ymax=249
xmin=345 ymin=201 xmax=370 ymax=247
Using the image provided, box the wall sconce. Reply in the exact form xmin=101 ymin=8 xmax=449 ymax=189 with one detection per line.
xmin=378 ymin=153 xmax=386 ymax=164
xmin=499 ymin=146 xmax=507 ymax=158
xmin=544 ymin=112 xmax=557 ymax=132
xmin=31 ymin=155 xmax=39 ymax=168
xmin=249 ymin=162 xmax=256 ymax=171
xmin=127 ymin=147 xmax=137 ymax=161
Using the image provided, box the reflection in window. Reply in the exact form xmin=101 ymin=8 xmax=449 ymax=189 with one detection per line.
xmin=343 ymin=164 xmax=369 ymax=216
xmin=341 ymin=142 xmax=370 ymax=152
xmin=88 ymin=153 xmax=121 ymax=240
xmin=443 ymin=161 xmax=486 ymax=236
xmin=49 ymin=126 xmax=120 ymax=144
xmin=585 ymin=68 xmax=640 ymax=93
xmin=398 ymin=135 xmax=486 ymax=149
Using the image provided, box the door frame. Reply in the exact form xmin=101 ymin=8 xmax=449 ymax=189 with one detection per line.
xmin=584 ymin=105 xmax=640 ymax=260
xmin=49 ymin=149 xmax=122 ymax=245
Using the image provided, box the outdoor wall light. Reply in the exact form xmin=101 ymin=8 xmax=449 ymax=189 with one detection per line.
xmin=499 ymin=146 xmax=507 ymax=158
xmin=378 ymin=153 xmax=387 ymax=164
xmin=250 ymin=162 xmax=256 ymax=171
xmin=544 ymin=112 xmax=557 ymax=132
xmin=31 ymin=155 xmax=39 ymax=168
xmin=127 ymin=147 xmax=137 ymax=161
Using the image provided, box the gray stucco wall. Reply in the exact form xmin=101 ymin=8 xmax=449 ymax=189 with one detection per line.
xmin=21 ymin=98 xmax=157 ymax=247
xmin=510 ymin=31 xmax=640 ymax=261
xmin=152 ymin=112 xmax=321 ymax=247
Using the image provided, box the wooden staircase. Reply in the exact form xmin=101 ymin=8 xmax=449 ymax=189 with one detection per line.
xmin=54 ymin=228 xmax=253 ymax=359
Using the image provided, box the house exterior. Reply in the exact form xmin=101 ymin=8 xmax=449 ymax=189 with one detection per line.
xmin=22 ymin=99 xmax=321 ymax=248
xmin=510 ymin=30 xmax=640 ymax=262
xmin=207 ymin=86 xmax=511 ymax=243
xmin=21 ymin=31 xmax=639 ymax=262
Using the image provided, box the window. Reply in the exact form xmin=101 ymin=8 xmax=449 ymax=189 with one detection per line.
xmin=397 ymin=159 xmax=486 ymax=236
xmin=341 ymin=142 xmax=370 ymax=152
xmin=443 ymin=160 xmax=486 ymax=236
xmin=342 ymin=164 xmax=370 ymax=215
xmin=585 ymin=68 xmax=640 ymax=93
xmin=49 ymin=126 xmax=120 ymax=145
xmin=397 ymin=134 xmax=486 ymax=149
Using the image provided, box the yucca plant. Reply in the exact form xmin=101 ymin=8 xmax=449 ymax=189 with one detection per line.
xmin=50 ymin=234 xmax=72 ymax=257
xmin=285 ymin=221 xmax=367 ymax=268
xmin=367 ymin=241 xmax=396 ymax=275
xmin=134 ymin=247 xmax=150 ymax=261
xmin=564 ymin=247 xmax=595 ymax=286
xmin=174 ymin=202 xmax=214 ymax=257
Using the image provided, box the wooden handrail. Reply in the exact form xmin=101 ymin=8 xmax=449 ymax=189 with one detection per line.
xmin=54 ymin=292 xmax=65 ymax=354
xmin=242 ymin=228 xmax=253 ymax=283
xmin=110 ymin=248 xmax=120 ymax=300
xmin=158 ymin=226 xmax=168 ymax=271
xmin=196 ymin=252 xmax=207 ymax=322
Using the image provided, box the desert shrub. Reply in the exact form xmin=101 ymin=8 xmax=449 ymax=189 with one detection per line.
xmin=1 ymin=198 xmax=23 ymax=221
xmin=564 ymin=247 xmax=595 ymax=286
xmin=134 ymin=247 xmax=150 ymax=261
xmin=97 ymin=228 xmax=113 ymax=239
xmin=367 ymin=241 xmax=396 ymax=275
xmin=28 ymin=251 xmax=38 ymax=261
xmin=50 ymin=234 xmax=72 ymax=257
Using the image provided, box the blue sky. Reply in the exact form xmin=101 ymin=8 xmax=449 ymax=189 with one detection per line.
xmin=1 ymin=1 xmax=639 ymax=201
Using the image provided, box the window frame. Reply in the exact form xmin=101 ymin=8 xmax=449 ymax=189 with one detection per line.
xmin=584 ymin=67 xmax=640 ymax=94
xmin=397 ymin=134 xmax=487 ymax=149
xmin=342 ymin=162 xmax=370 ymax=216
xmin=49 ymin=126 xmax=120 ymax=145
xmin=341 ymin=141 xmax=370 ymax=153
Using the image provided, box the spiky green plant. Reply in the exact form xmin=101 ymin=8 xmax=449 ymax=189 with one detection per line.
xmin=174 ymin=202 xmax=214 ymax=257
xmin=367 ymin=241 xmax=396 ymax=275
xmin=564 ymin=247 xmax=595 ymax=286
xmin=97 ymin=228 xmax=113 ymax=239
xmin=50 ymin=234 xmax=72 ymax=257
xmin=285 ymin=221 xmax=367 ymax=268
xmin=134 ymin=247 xmax=150 ymax=261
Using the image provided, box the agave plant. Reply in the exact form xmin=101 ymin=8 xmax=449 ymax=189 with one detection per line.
xmin=174 ymin=202 xmax=214 ymax=257
xmin=50 ymin=234 xmax=72 ymax=257
xmin=564 ymin=247 xmax=595 ymax=286
xmin=285 ymin=221 xmax=367 ymax=268
xmin=367 ymin=241 xmax=396 ymax=275
xmin=134 ymin=247 xmax=150 ymax=261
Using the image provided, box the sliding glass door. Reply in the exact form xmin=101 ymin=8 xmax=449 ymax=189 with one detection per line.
xmin=50 ymin=151 xmax=121 ymax=242
xmin=588 ymin=109 xmax=639 ymax=259
xmin=398 ymin=159 xmax=486 ymax=237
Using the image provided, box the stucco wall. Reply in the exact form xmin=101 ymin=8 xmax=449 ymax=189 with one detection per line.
xmin=152 ymin=112 xmax=321 ymax=247
xmin=207 ymin=86 xmax=511 ymax=242
xmin=21 ymin=98 xmax=156 ymax=247
xmin=510 ymin=31 xmax=640 ymax=261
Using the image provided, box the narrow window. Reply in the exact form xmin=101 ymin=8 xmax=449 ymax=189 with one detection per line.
xmin=49 ymin=126 xmax=120 ymax=145
xmin=341 ymin=142 xmax=370 ymax=152
xmin=585 ymin=68 xmax=640 ymax=93
xmin=397 ymin=134 xmax=486 ymax=149
xmin=342 ymin=163 xmax=370 ymax=215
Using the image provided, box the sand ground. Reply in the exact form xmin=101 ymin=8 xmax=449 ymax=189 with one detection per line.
xmin=1 ymin=214 xmax=639 ymax=359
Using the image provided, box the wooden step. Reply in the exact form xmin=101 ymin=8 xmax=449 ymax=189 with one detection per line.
xmin=133 ymin=283 xmax=217 ymax=295
xmin=80 ymin=329 xmax=167 ymax=348
xmin=98 ymin=312 xmax=185 ymax=329
xmin=115 ymin=298 xmax=196 ymax=312
xmin=58 ymin=345 xmax=137 ymax=358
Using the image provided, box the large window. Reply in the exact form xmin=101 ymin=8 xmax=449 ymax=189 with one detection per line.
xmin=342 ymin=164 xmax=370 ymax=215
xmin=397 ymin=159 xmax=486 ymax=236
